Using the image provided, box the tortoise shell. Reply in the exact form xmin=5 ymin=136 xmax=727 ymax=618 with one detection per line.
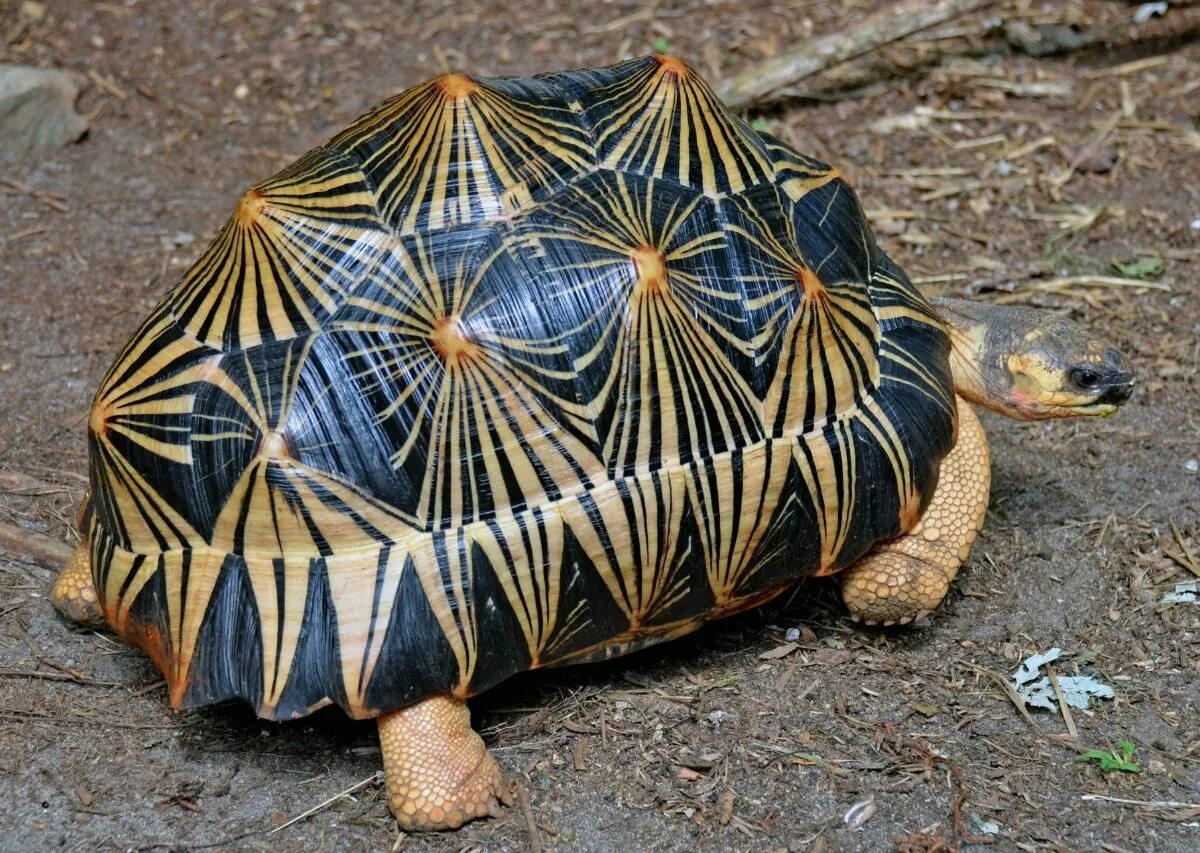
xmin=84 ymin=56 xmax=955 ymax=720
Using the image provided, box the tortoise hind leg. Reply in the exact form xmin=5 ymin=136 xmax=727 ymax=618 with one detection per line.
xmin=379 ymin=695 xmax=512 ymax=831
xmin=51 ymin=540 xmax=105 ymax=626
xmin=841 ymin=398 xmax=990 ymax=625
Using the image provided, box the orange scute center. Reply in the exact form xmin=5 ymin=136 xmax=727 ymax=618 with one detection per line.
xmin=237 ymin=188 xmax=269 ymax=227
xmin=632 ymin=246 xmax=669 ymax=295
xmin=655 ymin=55 xmax=691 ymax=78
xmin=431 ymin=315 xmax=479 ymax=364
xmin=89 ymin=399 xmax=112 ymax=437
xmin=260 ymin=430 xmax=290 ymax=459
xmin=795 ymin=265 xmax=827 ymax=298
xmin=435 ymin=72 xmax=480 ymax=101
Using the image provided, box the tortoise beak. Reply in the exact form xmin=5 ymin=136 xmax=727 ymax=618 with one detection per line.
xmin=1095 ymin=347 xmax=1134 ymax=407
xmin=1096 ymin=374 xmax=1134 ymax=406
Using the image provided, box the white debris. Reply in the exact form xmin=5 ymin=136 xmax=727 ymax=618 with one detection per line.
xmin=1133 ymin=2 xmax=1168 ymax=24
xmin=1184 ymin=459 xmax=1198 ymax=474
xmin=843 ymin=797 xmax=876 ymax=831
xmin=1012 ymin=648 xmax=1115 ymax=711
xmin=1013 ymin=647 xmax=1061 ymax=686
xmin=1161 ymin=581 xmax=1198 ymax=605
xmin=971 ymin=814 xmax=1001 ymax=837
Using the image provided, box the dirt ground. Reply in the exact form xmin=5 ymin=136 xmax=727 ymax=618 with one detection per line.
xmin=1 ymin=1 xmax=1198 ymax=850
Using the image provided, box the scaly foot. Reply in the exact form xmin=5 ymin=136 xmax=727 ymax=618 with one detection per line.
xmin=51 ymin=541 xmax=104 ymax=626
xmin=378 ymin=695 xmax=512 ymax=831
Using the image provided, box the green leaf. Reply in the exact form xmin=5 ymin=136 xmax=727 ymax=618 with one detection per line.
xmin=653 ymin=36 xmax=670 ymax=53
xmin=1077 ymin=742 xmax=1142 ymax=773
xmin=750 ymin=117 xmax=771 ymax=132
xmin=1112 ymin=255 xmax=1164 ymax=279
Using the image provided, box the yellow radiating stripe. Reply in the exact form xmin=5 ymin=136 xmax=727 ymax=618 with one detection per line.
xmin=567 ymin=467 xmax=690 ymax=629
xmin=171 ymin=165 xmax=385 ymax=348
xmin=596 ymin=59 xmax=772 ymax=195
xmin=96 ymin=439 xmax=202 ymax=552
xmin=326 ymin=544 xmax=409 ymax=715
xmin=792 ymin=423 xmax=856 ymax=569
xmin=474 ymin=508 xmax=567 ymax=665
xmin=107 ymin=423 xmax=193 ymax=466
xmin=857 ymin=394 xmax=916 ymax=515
xmin=245 ymin=553 xmax=309 ymax=713
xmin=690 ymin=442 xmax=792 ymax=603
xmin=412 ymin=530 xmax=478 ymax=695
xmin=162 ymin=546 xmax=226 ymax=707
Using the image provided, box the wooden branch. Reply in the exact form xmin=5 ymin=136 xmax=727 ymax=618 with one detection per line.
xmin=0 ymin=521 xmax=74 ymax=568
xmin=717 ymin=0 xmax=998 ymax=110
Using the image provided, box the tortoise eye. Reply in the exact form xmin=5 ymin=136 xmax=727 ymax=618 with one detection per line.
xmin=1069 ymin=367 xmax=1101 ymax=390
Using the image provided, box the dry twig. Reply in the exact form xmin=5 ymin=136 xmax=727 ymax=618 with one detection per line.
xmin=269 ymin=772 xmax=383 ymax=834
xmin=718 ymin=0 xmax=997 ymax=110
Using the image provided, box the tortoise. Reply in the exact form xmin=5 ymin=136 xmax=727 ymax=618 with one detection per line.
xmin=50 ymin=56 xmax=1133 ymax=831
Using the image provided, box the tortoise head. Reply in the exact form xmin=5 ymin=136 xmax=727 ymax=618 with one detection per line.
xmin=932 ymin=297 xmax=1134 ymax=420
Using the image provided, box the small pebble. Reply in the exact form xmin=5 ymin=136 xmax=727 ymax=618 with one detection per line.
xmin=234 ymin=83 xmax=250 ymax=100
xmin=785 ymin=627 xmax=800 ymax=642
xmin=1190 ymin=216 xmax=1200 ymax=232
xmin=1185 ymin=459 xmax=1198 ymax=473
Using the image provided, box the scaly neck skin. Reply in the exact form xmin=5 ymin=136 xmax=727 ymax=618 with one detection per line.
xmin=931 ymin=297 xmax=1005 ymax=413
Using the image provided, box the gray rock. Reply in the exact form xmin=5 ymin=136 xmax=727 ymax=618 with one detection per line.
xmin=0 ymin=64 xmax=89 ymax=162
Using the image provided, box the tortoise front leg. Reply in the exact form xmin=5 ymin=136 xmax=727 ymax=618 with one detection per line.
xmin=379 ymin=695 xmax=512 ymax=831
xmin=51 ymin=539 xmax=105 ymax=626
xmin=841 ymin=397 xmax=990 ymax=625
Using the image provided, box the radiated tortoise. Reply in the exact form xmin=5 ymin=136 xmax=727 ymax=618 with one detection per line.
xmin=51 ymin=56 xmax=1133 ymax=831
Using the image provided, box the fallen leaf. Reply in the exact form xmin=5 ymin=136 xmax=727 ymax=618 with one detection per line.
xmin=1112 ymin=255 xmax=1164 ymax=280
xmin=717 ymin=788 xmax=735 ymax=825
xmin=759 ymin=642 xmax=798 ymax=660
